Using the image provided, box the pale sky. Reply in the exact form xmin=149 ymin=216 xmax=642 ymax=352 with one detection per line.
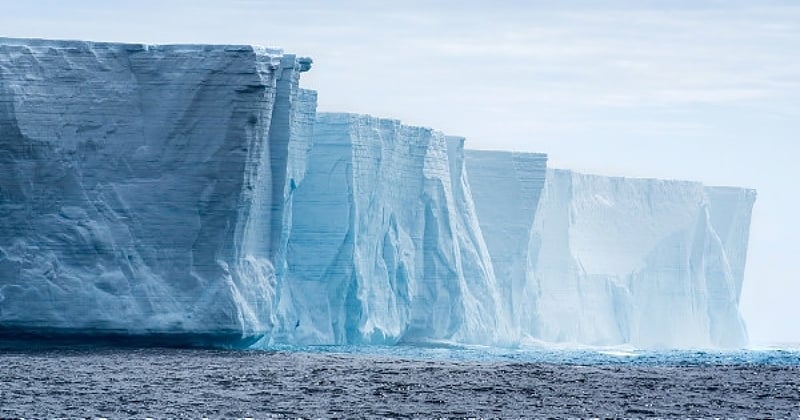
xmin=2 ymin=0 xmax=798 ymax=345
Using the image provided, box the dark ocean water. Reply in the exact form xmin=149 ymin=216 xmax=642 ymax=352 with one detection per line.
xmin=1 ymin=345 xmax=799 ymax=418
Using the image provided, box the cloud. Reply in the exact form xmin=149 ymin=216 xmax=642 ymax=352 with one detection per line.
xmin=393 ymin=6 xmax=800 ymax=108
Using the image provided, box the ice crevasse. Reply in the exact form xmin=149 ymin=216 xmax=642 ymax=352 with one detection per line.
xmin=0 ymin=37 xmax=757 ymax=349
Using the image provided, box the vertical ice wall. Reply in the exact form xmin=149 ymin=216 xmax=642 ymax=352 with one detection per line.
xmin=0 ymin=38 xmax=312 ymax=346
xmin=0 ymin=36 xmax=758 ymax=349
xmin=465 ymin=152 xmax=755 ymax=348
xmin=278 ymin=113 xmax=506 ymax=345
xmin=702 ymin=186 xmax=757 ymax=346
xmin=526 ymin=170 xmax=756 ymax=348
xmin=464 ymin=150 xmax=547 ymax=336
xmin=272 ymin=88 xmax=317 ymax=275
xmin=704 ymin=186 xmax=757 ymax=302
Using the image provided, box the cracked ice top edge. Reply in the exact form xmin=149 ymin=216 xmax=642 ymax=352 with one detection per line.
xmin=317 ymin=112 xmax=445 ymax=137
xmin=0 ymin=36 xmax=309 ymax=69
xmin=543 ymin=168 xmax=755 ymax=192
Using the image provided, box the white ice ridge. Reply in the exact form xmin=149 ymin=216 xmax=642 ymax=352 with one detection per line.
xmin=0 ymin=37 xmax=315 ymax=346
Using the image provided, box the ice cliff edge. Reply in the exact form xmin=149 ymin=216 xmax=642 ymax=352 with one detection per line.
xmin=277 ymin=113 xmax=508 ymax=345
xmin=465 ymin=153 xmax=756 ymax=348
xmin=0 ymin=37 xmax=757 ymax=349
xmin=0 ymin=37 xmax=314 ymax=346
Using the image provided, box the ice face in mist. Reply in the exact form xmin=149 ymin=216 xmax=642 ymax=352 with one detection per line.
xmin=464 ymin=155 xmax=756 ymax=349
xmin=464 ymin=150 xmax=548 ymax=339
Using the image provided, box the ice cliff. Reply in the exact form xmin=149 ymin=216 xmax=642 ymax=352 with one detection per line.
xmin=463 ymin=151 xmax=548 ymax=339
xmin=0 ymin=37 xmax=757 ymax=349
xmin=526 ymin=171 xmax=756 ymax=348
xmin=0 ymin=37 xmax=314 ymax=346
xmin=276 ymin=114 xmax=507 ymax=345
xmin=464 ymin=156 xmax=756 ymax=348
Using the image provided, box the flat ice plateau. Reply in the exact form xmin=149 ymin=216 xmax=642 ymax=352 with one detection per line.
xmin=0 ymin=37 xmax=756 ymax=349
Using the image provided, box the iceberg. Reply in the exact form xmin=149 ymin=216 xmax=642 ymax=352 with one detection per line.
xmin=0 ymin=37 xmax=757 ymax=349
xmin=526 ymin=170 xmax=755 ymax=348
xmin=464 ymin=155 xmax=756 ymax=348
xmin=274 ymin=113 xmax=508 ymax=345
xmin=0 ymin=37 xmax=314 ymax=346
xmin=464 ymin=150 xmax=547 ymax=339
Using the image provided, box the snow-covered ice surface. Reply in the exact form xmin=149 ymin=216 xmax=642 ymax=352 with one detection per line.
xmin=0 ymin=37 xmax=314 ymax=346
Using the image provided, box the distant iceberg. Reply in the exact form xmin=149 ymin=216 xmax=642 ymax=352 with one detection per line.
xmin=465 ymin=157 xmax=755 ymax=348
xmin=0 ymin=37 xmax=756 ymax=349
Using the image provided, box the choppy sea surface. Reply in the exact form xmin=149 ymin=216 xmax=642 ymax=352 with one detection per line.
xmin=1 ymin=344 xmax=799 ymax=418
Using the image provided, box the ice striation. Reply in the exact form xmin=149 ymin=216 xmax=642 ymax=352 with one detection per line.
xmin=525 ymin=171 xmax=756 ymax=348
xmin=464 ymin=155 xmax=756 ymax=348
xmin=0 ymin=37 xmax=314 ymax=346
xmin=275 ymin=113 xmax=507 ymax=345
xmin=0 ymin=37 xmax=757 ymax=349
xmin=464 ymin=150 xmax=547 ymax=339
